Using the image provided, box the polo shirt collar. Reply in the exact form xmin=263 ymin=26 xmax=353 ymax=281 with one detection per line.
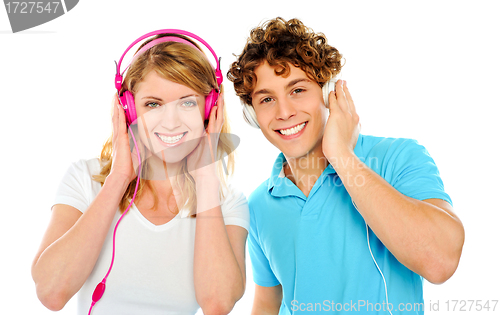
xmin=266 ymin=135 xmax=365 ymax=199
xmin=267 ymin=153 xmax=337 ymax=199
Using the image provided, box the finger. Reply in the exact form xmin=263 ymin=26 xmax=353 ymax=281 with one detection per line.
xmin=207 ymin=105 xmax=218 ymax=134
xmin=206 ymin=131 xmax=215 ymax=164
xmin=215 ymin=94 xmax=222 ymax=120
xmin=116 ymin=98 xmax=128 ymax=136
xmin=205 ymin=106 xmax=219 ymax=163
xmin=186 ymin=139 xmax=203 ymax=171
xmin=343 ymin=81 xmax=360 ymax=126
xmin=111 ymin=95 xmax=119 ymax=142
xmin=328 ymin=90 xmax=340 ymax=115
xmin=113 ymin=93 xmax=119 ymax=106
xmin=343 ymin=81 xmax=357 ymax=116
xmin=130 ymin=146 xmax=140 ymax=175
xmin=217 ymin=93 xmax=225 ymax=130
xmin=335 ymin=80 xmax=351 ymax=115
xmin=112 ymin=95 xmax=118 ymax=132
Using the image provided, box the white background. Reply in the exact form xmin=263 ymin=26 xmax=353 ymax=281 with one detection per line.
xmin=0 ymin=0 xmax=499 ymax=314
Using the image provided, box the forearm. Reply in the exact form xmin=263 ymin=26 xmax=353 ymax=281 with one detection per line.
xmin=251 ymin=284 xmax=283 ymax=315
xmin=193 ymin=177 xmax=245 ymax=314
xmin=332 ymin=151 xmax=464 ymax=283
xmin=32 ymin=174 xmax=129 ymax=309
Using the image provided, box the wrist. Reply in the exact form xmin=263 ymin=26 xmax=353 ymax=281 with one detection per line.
xmin=328 ymin=151 xmax=371 ymax=190
xmin=327 ymin=149 xmax=357 ymax=171
xmin=105 ymin=172 xmax=132 ymax=194
xmin=195 ymin=177 xmax=221 ymax=215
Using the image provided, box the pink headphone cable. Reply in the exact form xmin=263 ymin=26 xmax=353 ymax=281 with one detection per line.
xmin=88 ymin=126 xmax=142 ymax=315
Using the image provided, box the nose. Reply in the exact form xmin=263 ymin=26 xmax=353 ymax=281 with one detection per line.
xmin=275 ymin=97 xmax=296 ymax=121
xmin=159 ymin=103 xmax=182 ymax=131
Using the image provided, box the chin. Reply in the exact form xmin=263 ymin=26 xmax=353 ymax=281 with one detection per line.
xmin=278 ymin=138 xmax=323 ymax=161
xmin=281 ymin=148 xmax=310 ymax=161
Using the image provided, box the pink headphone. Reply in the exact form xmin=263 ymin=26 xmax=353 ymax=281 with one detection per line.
xmin=114 ymin=29 xmax=223 ymax=124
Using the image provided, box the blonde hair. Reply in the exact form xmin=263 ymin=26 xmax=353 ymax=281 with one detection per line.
xmin=93 ymin=34 xmax=235 ymax=216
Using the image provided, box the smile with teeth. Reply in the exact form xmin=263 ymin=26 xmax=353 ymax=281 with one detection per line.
xmin=156 ymin=132 xmax=186 ymax=144
xmin=278 ymin=122 xmax=306 ymax=136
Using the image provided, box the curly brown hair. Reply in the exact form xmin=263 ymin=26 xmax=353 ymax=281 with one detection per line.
xmin=227 ymin=17 xmax=343 ymax=106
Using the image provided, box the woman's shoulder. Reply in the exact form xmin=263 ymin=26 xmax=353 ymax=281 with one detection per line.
xmin=58 ymin=157 xmax=101 ymax=181
xmin=53 ymin=158 xmax=103 ymax=213
xmin=67 ymin=157 xmax=102 ymax=176
xmin=58 ymin=158 xmax=103 ymax=186
xmin=221 ymin=182 xmax=247 ymax=207
xmin=219 ymin=182 xmax=250 ymax=231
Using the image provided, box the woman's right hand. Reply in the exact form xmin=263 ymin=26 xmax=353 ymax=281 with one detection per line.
xmin=110 ymin=94 xmax=137 ymax=184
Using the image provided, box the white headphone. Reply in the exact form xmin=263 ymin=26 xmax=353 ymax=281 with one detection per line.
xmin=241 ymin=77 xmax=338 ymax=129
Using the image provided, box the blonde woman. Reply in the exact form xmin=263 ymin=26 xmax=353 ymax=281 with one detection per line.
xmin=31 ymin=30 xmax=248 ymax=315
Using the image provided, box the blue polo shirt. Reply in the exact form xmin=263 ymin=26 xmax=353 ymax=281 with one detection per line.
xmin=248 ymin=134 xmax=452 ymax=314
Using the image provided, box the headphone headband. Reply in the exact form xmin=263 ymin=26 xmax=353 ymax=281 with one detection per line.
xmin=115 ymin=29 xmax=223 ymax=124
xmin=114 ymin=29 xmax=223 ymax=91
xmin=129 ymin=36 xmax=198 ymax=66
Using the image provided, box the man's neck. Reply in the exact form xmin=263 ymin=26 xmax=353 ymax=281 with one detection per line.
xmin=283 ymin=144 xmax=329 ymax=198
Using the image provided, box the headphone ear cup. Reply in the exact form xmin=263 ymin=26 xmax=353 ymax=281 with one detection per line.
xmin=242 ymin=102 xmax=260 ymax=129
xmin=322 ymin=81 xmax=330 ymax=108
xmin=205 ymin=89 xmax=218 ymax=120
xmin=322 ymin=78 xmax=338 ymax=108
xmin=120 ymin=91 xmax=137 ymax=125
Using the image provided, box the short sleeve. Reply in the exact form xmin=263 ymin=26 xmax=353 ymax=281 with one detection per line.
xmin=248 ymin=204 xmax=280 ymax=287
xmin=388 ymin=139 xmax=453 ymax=206
xmin=53 ymin=159 xmax=96 ymax=213
xmin=220 ymin=184 xmax=250 ymax=231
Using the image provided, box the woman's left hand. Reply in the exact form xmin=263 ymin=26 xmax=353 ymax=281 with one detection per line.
xmin=186 ymin=91 xmax=224 ymax=180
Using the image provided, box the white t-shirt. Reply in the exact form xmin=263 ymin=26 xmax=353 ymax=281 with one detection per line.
xmin=53 ymin=158 xmax=250 ymax=315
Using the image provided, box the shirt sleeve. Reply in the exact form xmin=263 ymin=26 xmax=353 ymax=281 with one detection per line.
xmin=220 ymin=184 xmax=250 ymax=231
xmin=247 ymin=202 xmax=280 ymax=287
xmin=387 ymin=139 xmax=453 ymax=206
xmin=53 ymin=159 xmax=94 ymax=213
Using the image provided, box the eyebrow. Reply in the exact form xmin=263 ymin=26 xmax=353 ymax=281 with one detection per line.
xmin=179 ymin=94 xmax=198 ymax=99
xmin=141 ymin=96 xmax=163 ymax=101
xmin=286 ymin=78 xmax=311 ymax=90
xmin=252 ymin=78 xmax=312 ymax=97
xmin=141 ymin=94 xmax=198 ymax=102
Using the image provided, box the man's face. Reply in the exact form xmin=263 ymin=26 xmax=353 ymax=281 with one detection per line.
xmin=251 ymin=61 xmax=329 ymax=160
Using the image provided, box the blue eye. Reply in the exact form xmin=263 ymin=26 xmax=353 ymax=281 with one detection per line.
xmin=181 ymin=100 xmax=197 ymax=108
xmin=292 ymin=88 xmax=305 ymax=94
xmin=146 ymin=102 xmax=160 ymax=108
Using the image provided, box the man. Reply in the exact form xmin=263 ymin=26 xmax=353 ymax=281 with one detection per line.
xmin=227 ymin=17 xmax=464 ymax=314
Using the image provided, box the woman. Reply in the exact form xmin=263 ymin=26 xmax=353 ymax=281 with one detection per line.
xmin=31 ymin=30 xmax=249 ymax=315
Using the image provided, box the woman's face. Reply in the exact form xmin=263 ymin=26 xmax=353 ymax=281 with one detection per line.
xmin=133 ymin=70 xmax=206 ymax=165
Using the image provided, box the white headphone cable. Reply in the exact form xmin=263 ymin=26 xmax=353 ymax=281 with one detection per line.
xmin=353 ymin=201 xmax=393 ymax=315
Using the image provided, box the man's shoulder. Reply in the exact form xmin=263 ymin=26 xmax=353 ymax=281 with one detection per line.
xmin=357 ymin=134 xmax=425 ymax=162
xmin=358 ymin=134 xmax=421 ymax=155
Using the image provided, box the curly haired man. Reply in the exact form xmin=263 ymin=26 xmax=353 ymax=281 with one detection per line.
xmin=228 ymin=17 xmax=464 ymax=314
